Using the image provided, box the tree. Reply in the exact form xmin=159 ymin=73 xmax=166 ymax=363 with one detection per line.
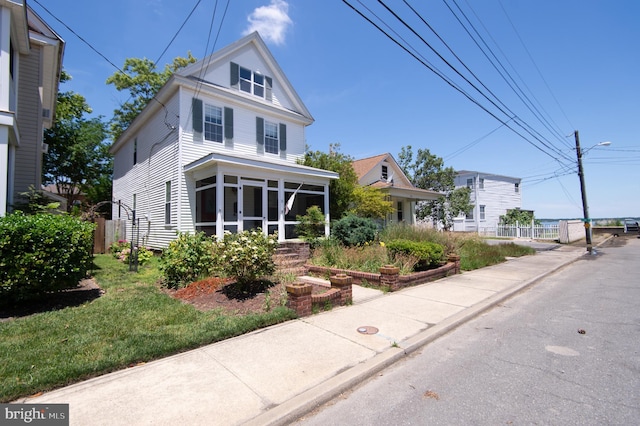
xmin=299 ymin=143 xmax=358 ymax=220
xmin=106 ymin=53 xmax=197 ymax=141
xmin=42 ymin=71 xmax=111 ymax=214
xmin=499 ymin=208 xmax=538 ymax=225
xmin=350 ymin=185 xmax=394 ymax=220
xmin=398 ymin=145 xmax=471 ymax=230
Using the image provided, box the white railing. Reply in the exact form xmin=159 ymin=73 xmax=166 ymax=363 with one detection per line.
xmin=490 ymin=222 xmax=559 ymax=240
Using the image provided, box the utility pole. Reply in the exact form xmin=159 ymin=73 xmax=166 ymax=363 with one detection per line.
xmin=574 ymin=130 xmax=592 ymax=253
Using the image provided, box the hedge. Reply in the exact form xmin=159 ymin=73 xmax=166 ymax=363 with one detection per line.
xmin=0 ymin=212 xmax=95 ymax=302
xmin=385 ymin=239 xmax=445 ymax=270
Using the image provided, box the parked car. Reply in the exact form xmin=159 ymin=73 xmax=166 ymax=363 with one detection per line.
xmin=624 ymin=219 xmax=639 ymax=234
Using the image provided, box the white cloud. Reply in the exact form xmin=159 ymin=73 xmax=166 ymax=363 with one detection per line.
xmin=242 ymin=0 xmax=292 ymax=45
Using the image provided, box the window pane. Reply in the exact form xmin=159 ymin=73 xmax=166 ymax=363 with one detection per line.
xmin=264 ymin=121 xmax=278 ymax=154
xmin=240 ymin=67 xmax=251 ymax=80
xmin=240 ymin=80 xmax=251 ymax=93
xmin=254 ymin=85 xmax=264 ymax=98
xmin=204 ymin=105 xmax=222 ymax=142
xmin=268 ymin=190 xmax=278 ymax=221
xmin=196 ymin=187 xmax=217 ymax=222
xmin=254 ymin=73 xmax=264 ymax=85
xmin=196 ymin=176 xmax=216 ymax=188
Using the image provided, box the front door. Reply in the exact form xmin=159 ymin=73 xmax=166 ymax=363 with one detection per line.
xmin=240 ymin=182 xmax=266 ymax=233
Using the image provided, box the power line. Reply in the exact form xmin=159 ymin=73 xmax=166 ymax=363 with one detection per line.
xmin=345 ymin=0 xmax=574 ymax=165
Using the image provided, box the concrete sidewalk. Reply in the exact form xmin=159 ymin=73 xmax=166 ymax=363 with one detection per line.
xmin=19 ymin=245 xmax=586 ymax=425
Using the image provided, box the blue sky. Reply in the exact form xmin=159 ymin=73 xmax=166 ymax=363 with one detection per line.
xmin=30 ymin=0 xmax=639 ymax=219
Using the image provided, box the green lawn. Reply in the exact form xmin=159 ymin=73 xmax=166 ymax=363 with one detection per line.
xmin=0 ymin=254 xmax=295 ymax=403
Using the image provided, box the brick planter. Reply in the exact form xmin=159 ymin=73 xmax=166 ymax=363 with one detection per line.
xmin=379 ymin=265 xmax=400 ymax=291
xmin=286 ymin=283 xmax=312 ymax=317
xmin=330 ymin=273 xmax=353 ymax=305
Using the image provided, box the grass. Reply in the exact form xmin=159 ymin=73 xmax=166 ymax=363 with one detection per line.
xmin=0 ymin=254 xmax=295 ymax=403
xmin=309 ymin=224 xmax=536 ymax=274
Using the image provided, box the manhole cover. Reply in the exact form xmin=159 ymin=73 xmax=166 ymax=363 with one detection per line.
xmin=357 ymin=326 xmax=379 ymax=335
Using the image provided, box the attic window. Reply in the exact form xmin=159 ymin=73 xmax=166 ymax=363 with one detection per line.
xmin=240 ymin=66 xmax=265 ymax=98
xmin=231 ymin=63 xmax=272 ymax=101
xmin=381 ymin=165 xmax=388 ymax=181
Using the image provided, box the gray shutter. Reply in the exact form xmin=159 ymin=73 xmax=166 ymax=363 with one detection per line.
xmin=230 ymin=62 xmax=239 ymax=88
xmin=224 ymin=107 xmax=234 ymax=144
xmin=192 ymin=98 xmax=203 ymax=141
xmin=256 ymin=117 xmax=264 ymax=154
xmin=279 ymin=123 xmax=286 ymax=152
xmin=265 ymin=76 xmax=273 ymax=101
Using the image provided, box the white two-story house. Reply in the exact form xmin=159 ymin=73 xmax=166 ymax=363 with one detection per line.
xmin=352 ymin=153 xmax=441 ymax=226
xmin=1 ymin=1 xmax=64 ymax=215
xmin=110 ymin=32 xmax=338 ymax=249
xmin=452 ymin=170 xmax=522 ymax=232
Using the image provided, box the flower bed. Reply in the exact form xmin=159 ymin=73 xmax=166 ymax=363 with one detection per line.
xmin=305 ymin=255 xmax=460 ymax=291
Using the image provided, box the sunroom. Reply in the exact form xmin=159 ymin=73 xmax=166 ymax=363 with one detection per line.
xmin=184 ymin=152 xmax=338 ymax=241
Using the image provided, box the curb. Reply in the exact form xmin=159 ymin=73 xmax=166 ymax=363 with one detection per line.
xmin=247 ymin=249 xmax=586 ymax=425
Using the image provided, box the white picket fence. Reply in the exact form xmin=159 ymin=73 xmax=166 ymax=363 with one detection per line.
xmin=480 ymin=222 xmax=559 ymax=240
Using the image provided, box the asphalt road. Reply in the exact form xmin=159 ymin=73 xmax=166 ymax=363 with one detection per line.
xmin=297 ymin=237 xmax=640 ymax=425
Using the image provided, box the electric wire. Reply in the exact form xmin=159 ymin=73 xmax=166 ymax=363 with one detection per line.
xmin=443 ymin=0 xmax=573 ymax=154
xmin=496 ymin=0 xmax=575 ymax=133
xmin=345 ymin=0 xmax=574 ymax=165
xmin=458 ymin=0 xmax=571 ymax=148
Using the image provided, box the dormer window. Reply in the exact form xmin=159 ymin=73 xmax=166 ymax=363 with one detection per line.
xmin=231 ymin=62 xmax=272 ymax=101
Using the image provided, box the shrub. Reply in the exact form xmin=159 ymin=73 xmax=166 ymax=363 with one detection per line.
xmin=213 ymin=229 xmax=278 ymax=285
xmin=160 ymin=232 xmax=215 ymax=289
xmin=385 ymin=239 xmax=445 ymax=270
xmin=295 ymin=205 xmax=325 ymax=247
xmin=109 ymin=240 xmax=154 ymax=266
xmin=332 ymin=215 xmax=378 ymax=246
xmin=0 ymin=212 xmax=95 ymax=302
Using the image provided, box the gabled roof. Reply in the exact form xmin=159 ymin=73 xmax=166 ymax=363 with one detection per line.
xmin=176 ymin=31 xmax=312 ymax=121
xmin=111 ymin=32 xmax=312 ymax=153
xmin=352 ymin=153 xmax=441 ymax=200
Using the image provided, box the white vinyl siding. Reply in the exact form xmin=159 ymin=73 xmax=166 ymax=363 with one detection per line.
xmin=454 ymin=172 xmax=522 ymax=231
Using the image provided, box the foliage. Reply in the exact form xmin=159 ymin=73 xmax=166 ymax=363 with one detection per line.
xmin=11 ymin=185 xmax=61 ymax=214
xmin=332 ymin=214 xmax=378 ymax=246
xmin=458 ymin=239 xmax=535 ymax=271
xmin=309 ymin=239 xmax=392 ymax=273
xmin=385 ymin=239 xmax=445 ymax=270
xmin=0 ymin=212 xmax=94 ymax=302
xmin=213 ymin=229 xmax=278 ymax=285
xmin=499 ymin=208 xmax=539 ymax=225
xmin=109 ymin=240 xmax=154 ymax=265
xmin=0 ymin=254 xmax=296 ymax=403
xmin=398 ymin=145 xmax=471 ymax=230
xmin=107 ymin=53 xmax=197 ymax=141
xmin=43 ymin=71 xmax=111 ymax=215
xmin=299 ymin=143 xmax=358 ymax=220
xmin=349 ymin=185 xmax=394 ymax=219
xmin=160 ymin=232 xmax=215 ymax=289
xmin=295 ymin=205 xmax=326 ymax=246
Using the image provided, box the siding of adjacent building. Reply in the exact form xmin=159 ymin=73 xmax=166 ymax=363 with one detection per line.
xmin=13 ymin=43 xmax=43 ymax=197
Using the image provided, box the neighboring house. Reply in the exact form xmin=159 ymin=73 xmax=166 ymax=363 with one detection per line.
xmin=110 ymin=32 xmax=338 ymax=249
xmin=352 ymin=153 xmax=441 ymax=226
xmin=0 ymin=1 xmax=64 ymax=216
xmin=452 ymin=170 xmax=522 ymax=232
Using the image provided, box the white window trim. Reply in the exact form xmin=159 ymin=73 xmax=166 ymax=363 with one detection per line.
xmin=264 ymin=120 xmax=279 ymax=154
xmin=204 ymin=103 xmax=223 ymax=143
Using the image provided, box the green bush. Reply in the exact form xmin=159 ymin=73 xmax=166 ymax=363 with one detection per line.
xmin=160 ymin=232 xmax=215 ymax=289
xmin=109 ymin=240 xmax=154 ymax=266
xmin=214 ymin=229 xmax=278 ymax=285
xmin=0 ymin=212 xmax=95 ymax=302
xmin=332 ymin=215 xmax=377 ymax=246
xmin=295 ymin=205 xmax=325 ymax=247
xmin=385 ymin=239 xmax=445 ymax=270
